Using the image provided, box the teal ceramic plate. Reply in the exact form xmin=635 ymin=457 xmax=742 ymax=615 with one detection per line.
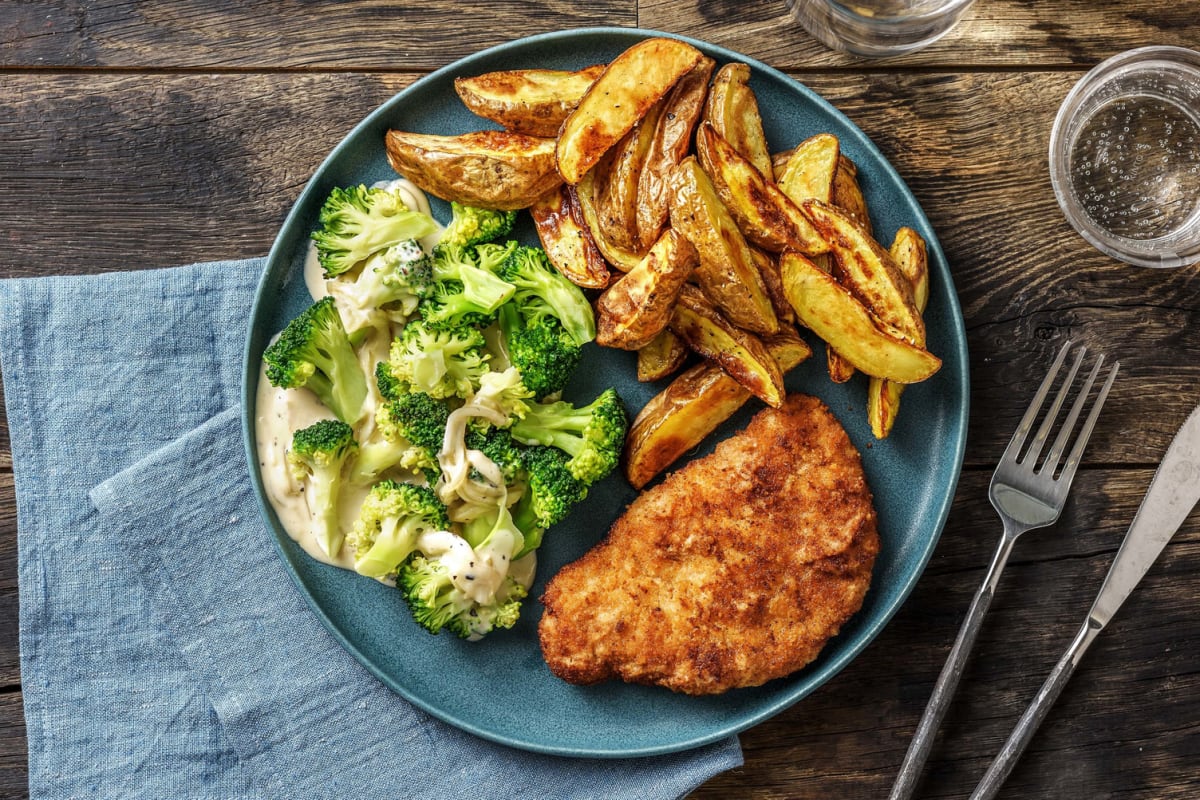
xmin=242 ymin=27 xmax=969 ymax=757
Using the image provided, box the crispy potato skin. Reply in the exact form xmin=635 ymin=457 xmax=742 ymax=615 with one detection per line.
xmin=384 ymin=129 xmax=561 ymax=210
xmin=453 ymin=64 xmax=606 ymax=138
xmin=696 ymin=123 xmax=830 ymax=256
xmin=556 ymin=37 xmax=703 ymax=184
xmin=667 ymin=157 xmax=779 ymax=336
xmin=636 ymin=328 xmax=689 ymax=382
xmin=596 ymin=228 xmax=698 ymax=350
xmin=541 ymin=393 xmax=879 ymax=695
xmin=703 ymin=62 xmax=774 ymax=179
xmin=530 ymin=184 xmax=611 ymax=289
xmin=831 ymin=154 xmax=872 ymax=235
xmin=868 ymin=227 xmax=930 ymax=438
xmin=593 ymin=101 xmax=664 ymax=254
xmin=624 ymin=328 xmax=810 ymax=488
xmin=635 ymin=57 xmax=716 ymax=251
xmin=780 ymin=251 xmax=940 ymax=383
xmin=576 ymin=166 xmax=645 ymax=272
xmin=669 ymin=285 xmax=785 ymax=408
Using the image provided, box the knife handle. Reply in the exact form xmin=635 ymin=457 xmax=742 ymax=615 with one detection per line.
xmin=969 ymin=620 xmax=1102 ymax=800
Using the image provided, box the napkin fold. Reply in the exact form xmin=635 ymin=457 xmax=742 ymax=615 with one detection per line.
xmin=0 ymin=259 xmax=742 ymax=800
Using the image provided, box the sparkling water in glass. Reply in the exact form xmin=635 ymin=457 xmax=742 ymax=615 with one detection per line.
xmin=1050 ymin=47 xmax=1200 ymax=268
xmin=787 ymin=0 xmax=976 ymax=58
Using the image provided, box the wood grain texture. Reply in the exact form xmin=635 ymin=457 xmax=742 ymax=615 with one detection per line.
xmin=640 ymin=0 xmax=1200 ymax=70
xmin=0 ymin=1 xmax=637 ymax=69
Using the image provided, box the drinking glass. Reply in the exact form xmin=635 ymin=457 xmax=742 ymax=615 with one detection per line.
xmin=787 ymin=0 xmax=976 ymax=58
xmin=1049 ymin=46 xmax=1200 ymax=268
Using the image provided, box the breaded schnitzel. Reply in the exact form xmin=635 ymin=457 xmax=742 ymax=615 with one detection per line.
xmin=538 ymin=393 xmax=878 ymax=695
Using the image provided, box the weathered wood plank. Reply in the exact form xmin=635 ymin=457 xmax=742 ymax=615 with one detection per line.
xmin=1 ymin=71 xmax=1196 ymax=466
xmin=640 ymin=0 xmax=1200 ymax=70
xmin=0 ymin=1 xmax=637 ymax=70
xmin=0 ymin=692 xmax=27 ymax=799
xmin=4 ymin=1 xmax=1198 ymax=71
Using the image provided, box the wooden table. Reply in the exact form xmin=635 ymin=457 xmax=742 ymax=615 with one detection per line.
xmin=2 ymin=2 xmax=1198 ymax=798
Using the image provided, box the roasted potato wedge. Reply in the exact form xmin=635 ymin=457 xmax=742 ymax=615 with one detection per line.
xmin=804 ymin=252 xmax=857 ymax=383
xmin=669 ymin=285 xmax=784 ymax=408
xmin=667 ymin=157 xmax=778 ymax=335
xmin=778 ymin=133 xmax=839 ymax=207
xmin=593 ymin=100 xmax=664 ymax=254
xmin=780 ymin=251 xmax=940 ymax=383
xmin=635 ymin=56 xmax=715 ymax=251
xmin=453 ymin=64 xmax=606 ymax=138
xmin=596 ymin=229 xmax=698 ymax=350
xmin=831 ymin=155 xmax=872 ymax=234
xmin=384 ymin=129 xmax=560 ymax=210
xmin=575 ymin=166 xmax=644 ymax=272
xmin=530 ymin=184 xmax=611 ymax=289
xmin=637 ymin=328 xmax=690 ymax=382
xmin=556 ymin=37 xmax=704 ymax=184
xmin=624 ymin=326 xmax=811 ymax=489
xmin=748 ymin=247 xmax=794 ymax=326
xmin=801 ymin=199 xmax=924 ymax=345
xmin=703 ymin=62 xmax=773 ymax=179
xmin=696 ymin=123 xmax=830 ymax=256
xmin=868 ymin=227 xmax=930 ymax=438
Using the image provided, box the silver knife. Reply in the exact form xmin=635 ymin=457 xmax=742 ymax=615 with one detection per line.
xmin=971 ymin=400 xmax=1200 ymax=800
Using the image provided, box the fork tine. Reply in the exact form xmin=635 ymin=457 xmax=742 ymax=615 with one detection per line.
xmin=1023 ymin=344 xmax=1087 ymax=468
xmin=1040 ymin=354 xmax=1105 ymax=477
xmin=999 ymin=341 xmax=1074 ymax=466
xmin=1056 ymin=360 xmax=1119 ymax=485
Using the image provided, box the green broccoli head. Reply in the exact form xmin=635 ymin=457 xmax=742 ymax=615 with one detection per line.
xmin=511 ymin=445 xmax=587 ymax=554
xmin=418 ymin=280 xmax=499 ymax=330
xmin=347 ymin=481 xmax=449 ymax=579
xmin=388 ymin=319 xmax=490 ymax=400
xmin=439 ymin=202 xmax=518 ymax=248
xmin=430 ymin=243 xmax=516 ymax=316
xmin=397 ymin=545 xmax=528 ymax=639
xmin=264 ymin=296 xmax=368 ymax=424
xmin=311 ymin=185 xmax=439 ymax=278
xmin=286 ymin=419 xmax=359 ymax=558
xmin=351 ymin=390 xmax=450 ymax=483
xmin=509 ymin=388 xmax=627 ymax=485
xmin=464 ymin=424 xmax=525 ymax=484
xmin=335 ymin=239 xmax=433 ymax=317
xmin=496 ymin=245 xmax=595 ymax=346
xmin=375 ymin=359 xmax=405 ymax=403
xmin=498 ymin=303 xmax=582 ymax=399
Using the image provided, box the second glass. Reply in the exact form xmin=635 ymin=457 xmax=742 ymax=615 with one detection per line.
xmin=788 ymin=0 xmax=976 ymax=58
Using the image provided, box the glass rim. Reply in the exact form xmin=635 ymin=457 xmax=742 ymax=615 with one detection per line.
xmin=824 ymin=0 xmax=977 ymax=24
xmin=1048 ymin=45 xmax=1200 ymax=268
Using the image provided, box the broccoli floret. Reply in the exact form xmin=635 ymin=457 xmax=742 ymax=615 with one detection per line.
xmin=511 ymin=445 xmax=587 ymax=555
xmin=286 ymin=420 xmax=359 ymax=558
xmin=464 ymin=425 xmax=525 ymax=483
xmin=440 ymin=202 xmax=518 ymax=248
xmin=388 ymin=319 xmax=490 ymax=400
xmin=509 ymin=388 xmax=627 ymax=485
xmin=496 ymin=245 xmax=595 ymax=345
xmin=264 ymin=296 xmax=368 ymax=424
xmin=418 ymin=280 xmax=500 ymax=330
xmin=497 ymin=302 xmax=582 ymax=399
xmin=375 ymin=359 xmax=405 ymax=402
xmin=471 ymin=365 xmax=534 ymax=421
xmin=397 ymin=504 xmax=528 ymax=638
xmin=311 ymin=185 xmax=439 ymax=278
xmin=352 ymin=390 xmax=449 ymax=483
xmin=334 ymin=239 xmax=432 ymax=318
xmin=429 ymin=243 xmax=515 ymax=318
xmin=346 ymin=481 xmax=449 ymax=579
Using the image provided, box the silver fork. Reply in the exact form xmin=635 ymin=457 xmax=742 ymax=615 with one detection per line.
xmin=889 ymin=341 xmax=1119 ymax=800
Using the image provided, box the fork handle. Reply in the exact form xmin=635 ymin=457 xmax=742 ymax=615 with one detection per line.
xmin=889 ymin=534 xmax=1018 ymax=800
xmin=969 ymin=620 xmax=1101 ymax=800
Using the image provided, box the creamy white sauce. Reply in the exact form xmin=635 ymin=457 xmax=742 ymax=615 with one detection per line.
xmin=254 ymin=178 xmax=535 ymax=609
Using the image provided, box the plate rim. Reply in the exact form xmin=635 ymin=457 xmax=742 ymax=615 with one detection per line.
xmin=240 ymin=25 xmax=970 ymax=758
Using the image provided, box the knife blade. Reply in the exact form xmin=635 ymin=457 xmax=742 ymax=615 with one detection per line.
xmin=1089 ymin=400 xmax=1200 ymax=628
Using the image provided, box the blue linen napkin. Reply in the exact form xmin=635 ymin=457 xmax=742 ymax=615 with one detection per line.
xmin=0 ymin=259 xmax=742 ymax=800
